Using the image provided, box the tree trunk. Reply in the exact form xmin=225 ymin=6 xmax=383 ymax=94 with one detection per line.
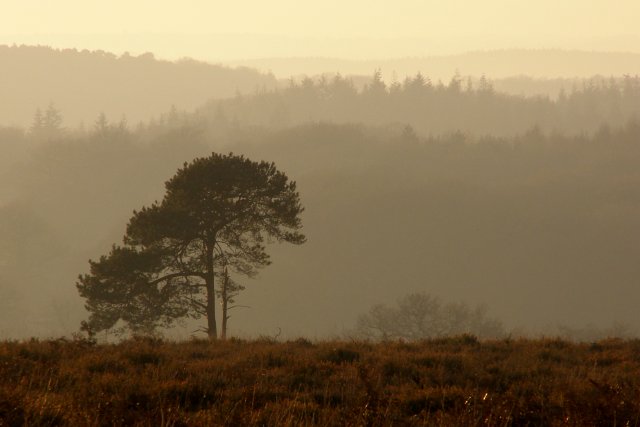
xmin=221 ymin=267 xmax=229 ymax=340
xmin=206 ymin=280 xmax=217 ymax=340
xmin=205 ymin=242 xmax=217 ymax=340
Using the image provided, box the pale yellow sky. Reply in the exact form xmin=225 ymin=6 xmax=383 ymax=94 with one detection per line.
xmin=2 ymin=0 xmax=640 ymax=59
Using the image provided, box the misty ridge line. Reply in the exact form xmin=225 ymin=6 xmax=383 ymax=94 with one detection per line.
xmin=230 ymin=48 xmax=640 ymax=79
xmin=0 ymin=44 xmax=278 ymax=128
xmin=4 ymin=31 xmax=640 ymax=61
xmin=3 ymin=44 xmax=640 ymax=130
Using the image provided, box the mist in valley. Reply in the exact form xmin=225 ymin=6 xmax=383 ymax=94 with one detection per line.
xmin=1 ymin=1 xmax=640 ymax=343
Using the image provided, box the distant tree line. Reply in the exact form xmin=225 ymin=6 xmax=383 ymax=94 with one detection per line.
xmin=9 ymin=68 xmax=640 ymax=143
xmin=199 ymin=71 xmax=640 ymax=136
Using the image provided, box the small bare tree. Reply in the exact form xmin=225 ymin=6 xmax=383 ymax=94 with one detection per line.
xmin=355 ymin=293 xmax=504 ymax=341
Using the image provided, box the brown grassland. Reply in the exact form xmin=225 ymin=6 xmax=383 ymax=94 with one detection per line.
xmin=1 ymin=335 xmax=640 ymax=426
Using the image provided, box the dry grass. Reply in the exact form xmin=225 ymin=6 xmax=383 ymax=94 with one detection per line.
xmin=1 ymin=335 xmax=640 ymax=426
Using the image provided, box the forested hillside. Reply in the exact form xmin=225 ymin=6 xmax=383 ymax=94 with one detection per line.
xmin=1 ymin=110 xmax=640 ymax=339
xmin=0 ymin=45 xmax=277 ymax=127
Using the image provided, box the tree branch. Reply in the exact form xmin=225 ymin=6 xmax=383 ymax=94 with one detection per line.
xmin=148 ymin=271 xmax=206 ymax=285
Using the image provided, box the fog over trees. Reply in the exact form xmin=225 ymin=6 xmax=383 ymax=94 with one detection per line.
xmin=1 ymin=46 xmax=640 ymax=341
xmin=354 ymin=293 xmax=505 ymax=341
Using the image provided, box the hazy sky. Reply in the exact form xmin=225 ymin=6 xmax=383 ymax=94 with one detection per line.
xmin=2 ymin=1 xmax=640 ymax=59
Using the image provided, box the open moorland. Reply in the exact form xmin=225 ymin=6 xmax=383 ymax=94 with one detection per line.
xmin=2 ymin=336 xmax=640 ymax=426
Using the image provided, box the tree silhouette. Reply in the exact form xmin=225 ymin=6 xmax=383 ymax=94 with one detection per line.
xmin=43 ymin=103 xmax=63 ymax=134
xmin=30 ymin=108 xmax=44 ymax=134
xmin=30 ymin=103 xmax=64 ymax=139
xmin=93 ymin=112 xmax=109 ymax=135
xmin=77 ymin=152 xmax=305 ymax=339
xmin=365 ymin=69 xmax=386 ymax=97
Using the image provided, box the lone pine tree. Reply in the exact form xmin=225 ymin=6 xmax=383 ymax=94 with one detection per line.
xmin=77 ymin=152 xmax=305 ymax=339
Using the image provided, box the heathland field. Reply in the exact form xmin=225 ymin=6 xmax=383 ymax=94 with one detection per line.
xmin=2 ymin=336 xmax=640 ymax=426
